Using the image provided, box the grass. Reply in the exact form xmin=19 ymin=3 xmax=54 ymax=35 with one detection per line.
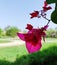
xmin=0 ymin=38 xmax=12 ymax=43
xmin=0 ymin=38 xmax=57 ymax=65
xmin=0 ymin=40 xmax=11 ymax=43
xmin=0 ymin=45 xmax=28 ymax=62
xmin=0 ymin=38 xmax=20 ymax=43
xmin=46 ymin=38 xmax=57 ymax=42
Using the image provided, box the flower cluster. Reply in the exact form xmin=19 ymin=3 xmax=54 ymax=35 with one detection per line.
xmin=17 ymin=1 xmax=51 ymax=53
xmin=17 ymin=24 xmax=48 ymax=53
xmin=30 ymin=1 xmax=52 ymax=19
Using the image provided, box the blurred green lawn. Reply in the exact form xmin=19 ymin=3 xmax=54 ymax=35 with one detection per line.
xmin=0 ymin=45 xmax=27 ymax=62
xmin=0 ymin=38 xmax=57 ymax=62
xmin=0 ymin=40 xmax=11 ymax=43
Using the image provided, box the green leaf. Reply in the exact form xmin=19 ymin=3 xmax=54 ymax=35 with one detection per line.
xmin=51 ymin=10 xmax=57 ymax=24
xmin=55 ymin=3 xmax=57 ymax=10
xmin=46 ymin=0 xmax=57 ymax=4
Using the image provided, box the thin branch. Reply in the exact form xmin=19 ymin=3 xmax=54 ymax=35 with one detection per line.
xmin=41 ymin=14 xmax=51 ymax=25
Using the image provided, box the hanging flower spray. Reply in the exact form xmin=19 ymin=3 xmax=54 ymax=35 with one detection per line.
xmin=17 ymin=1 xmax=52 ymax=53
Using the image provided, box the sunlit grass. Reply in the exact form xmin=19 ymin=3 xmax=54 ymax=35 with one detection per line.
xmin=0 ymin=40 xmax=11 ymax=43
xmin=0 ymin=45 xmax=28 ymax=62
xmin=0 ymin=38 xmax=57 ymax=63
xmin=0 ymin=42 xmax=57 ymax=62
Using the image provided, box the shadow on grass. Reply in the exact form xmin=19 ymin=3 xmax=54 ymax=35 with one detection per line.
xmin=0 ymin=46 xmax=57 ymax=65
xmin=0 ymin=60 xmax=11 ymax=65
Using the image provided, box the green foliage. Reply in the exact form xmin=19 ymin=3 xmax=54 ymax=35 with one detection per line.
xmin=0 ymin=28 xmax=3 ymax=38
xmin=0 ymin=41 xmax=57 ymax=65
xmin=14 ymin=46 xmax=57 ymax=65
xmin=46 ymin=29 xmax=57 ymax=38
xmin=46 ymin=0 xmax=57 ymax=4
xmin=51 ymin=10 xmax=57 ymax=24
xmin=6 ymin=27 xmax=20 ymax=37
xmin=0 ymin=46 xmax=57 ymax=65
xmin=46 ymin=0 xmax=57 ymax=24
xmin=0 ymin=60 xmax=11 ymax=65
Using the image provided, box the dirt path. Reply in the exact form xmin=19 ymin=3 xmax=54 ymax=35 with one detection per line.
xmin=0 ymin=40 xmax=25 ymax=47
xmin=0 ymin=39 xmax=57 ymax=47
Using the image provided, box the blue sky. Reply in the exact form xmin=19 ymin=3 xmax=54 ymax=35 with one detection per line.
xmin=0 ymin=0 xmax=57 ymax=31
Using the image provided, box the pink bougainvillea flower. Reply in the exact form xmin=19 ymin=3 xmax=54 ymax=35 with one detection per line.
xmin=44 ymin=1 xmax=48 ymax=7
xmin=43 ymin=1 xmax=52 ymax=12
xmin=41 ymin=25 xmax=48 ymax=31
xmin=30 ymin=1 xmax=52 ymax=19
xmin=30 ymin=11 xmax=39 ymax=18
xmin=44 ymin=25 xmax=48 ymax=30
xmin=43 ymin=6 xmax=52 ymax=12
xmin=17 ymin=25 xmax=48 ymax=53
xmin=26 ymin=24 xmax=33 ymax=30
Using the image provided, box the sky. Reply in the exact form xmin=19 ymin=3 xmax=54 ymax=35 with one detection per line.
xmin=0 ymin=0 xmax=57 ymax=31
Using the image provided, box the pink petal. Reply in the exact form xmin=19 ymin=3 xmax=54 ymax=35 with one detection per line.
xmin=26 ymin=24 xmax=33 ymax=30
xmin=26 ymin=41 xmax=42 ymax=53
xmin=44 ymin=1 xmax=48 ymax=7
xmin=43 ymin=25 xmax=48 ymax=30
xmin=44 ymin=25 xmax=48 ymax=28
xmin=17 ymin=33 xmax=25 ymax=41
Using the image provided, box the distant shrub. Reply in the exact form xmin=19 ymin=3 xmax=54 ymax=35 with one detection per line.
xmin=46 ymin=29 xmax=57 ymax=38
xmin=6 ymin=27 xmax=20 ymax=37
xmin=0 ymin=28 xmax=3 ymax=38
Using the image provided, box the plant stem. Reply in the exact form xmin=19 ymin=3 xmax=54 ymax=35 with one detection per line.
xmin=46 ymin=20 xmax=50 ymax=25
xmin=41 ymin=14 xmax=51 ymax=25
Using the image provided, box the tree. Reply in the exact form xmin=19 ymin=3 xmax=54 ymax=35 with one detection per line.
xmin=6 ymin=26 xmax=20 ymax=37
xmin=0 ymin=28 xmax=3 ymax=38
xmin=46 ymin=29 xmax=57 ymax=38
